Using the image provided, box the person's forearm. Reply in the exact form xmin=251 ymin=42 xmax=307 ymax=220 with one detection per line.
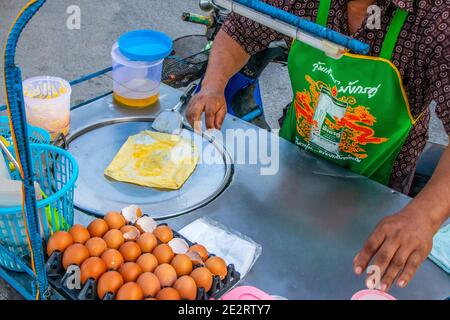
xmin=186 ymin=30 xmax=251 ymax=129
xmin=353 ymin=140 xmax=450 ymax=290
xmin=202 ymin=30 xmax=250 ymax=92
xmin=407 ymin=141 xmax=450 ymax=228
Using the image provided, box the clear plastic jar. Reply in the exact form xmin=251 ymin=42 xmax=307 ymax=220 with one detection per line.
xmin=22 ymin=76 xmax=71 ymax=140
xmin=111 ymin=42 xmax=163 ymax=108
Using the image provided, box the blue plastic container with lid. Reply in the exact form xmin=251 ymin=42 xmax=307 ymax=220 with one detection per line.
xmin=112 ymin=30 xmax=173 ymax=108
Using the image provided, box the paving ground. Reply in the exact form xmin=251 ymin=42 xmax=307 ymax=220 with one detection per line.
xmin=0 ymin=277 xmax=23 ymax=300
xmin=0 ymin=0 xmax=448 ymax=300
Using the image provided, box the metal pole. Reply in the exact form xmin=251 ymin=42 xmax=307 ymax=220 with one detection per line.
xmin=213 ymin=0 xmax=370 ymax=58
xmin=3 ymin=0 xmax=49 ymax=299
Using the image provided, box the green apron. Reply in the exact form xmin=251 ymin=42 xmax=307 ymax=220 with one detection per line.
xmin=280 ymin=0 xmax=416 ymax=185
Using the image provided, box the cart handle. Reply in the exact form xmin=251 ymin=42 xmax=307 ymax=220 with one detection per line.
xmin=214 ymin=0 xmax=370 ymax=55
xmin=3 ymin=0 xmax=49 ymax=300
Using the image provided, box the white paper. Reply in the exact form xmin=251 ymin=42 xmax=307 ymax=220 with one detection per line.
xmin=179 ymin=218 xmax=262 ymax=278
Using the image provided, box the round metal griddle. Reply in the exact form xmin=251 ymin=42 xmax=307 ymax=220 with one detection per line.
xmin=66 ymin=117 xmax=233 ymax=219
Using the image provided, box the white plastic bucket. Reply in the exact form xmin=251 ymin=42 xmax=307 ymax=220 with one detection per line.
xmin=22 ymin=76 xmax=71 ymax=140
xmin=111 ymin=42 xmax=163 ymax=108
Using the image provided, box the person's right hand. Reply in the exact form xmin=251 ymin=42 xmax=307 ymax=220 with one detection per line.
xmin=186 ymin=87 xmax=227 ymax=132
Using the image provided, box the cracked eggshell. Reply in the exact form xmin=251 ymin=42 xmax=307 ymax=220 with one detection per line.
xmin=168 ymin=238 xmax=189 ymax=254
xmin=121 ymin=205 xmax=143 ymax=224
xmin=186 ymin=251 xmax=204 ymax=267
xmin=188 ymin=244 xmax=209 ymax=261
xmin=135 ymin=216 xmax=157 ymax=234
xmin=120 ymin=225 xmax=140 ymax=241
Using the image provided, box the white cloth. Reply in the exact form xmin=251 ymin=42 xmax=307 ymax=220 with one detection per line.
xmin=429 ymin=223 xmax=450 ymax=274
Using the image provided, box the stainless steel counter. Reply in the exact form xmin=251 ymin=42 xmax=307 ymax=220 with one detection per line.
xmin=71 ymin=84 xmax=449 ymax=300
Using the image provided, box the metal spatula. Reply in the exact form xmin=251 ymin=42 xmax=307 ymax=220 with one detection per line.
xmin=152 ymin=83 xmax=198 ymax=134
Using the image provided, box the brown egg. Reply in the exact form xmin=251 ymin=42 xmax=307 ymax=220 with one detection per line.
xmin=188 ymin=244 xmax=209 ymax=261
xmin=46 ymin=231 xmax=73 ymax=256
xmin=80 ymin=257 xmax=107 ymax=284
xmin=136 ymin=272 xmax=160 ymax=298
xmin=103 ymin=229 xmax=125 ymax=249
xmin=174 ymin=276 xmax=198 ymax=300
xmin=97 ymin=271 xmax=124 ymax=299
xmin=171 ymin=254 xmax=193 ymax=277
xmin=154 ymin=263 xmax=177 ymax=287
xmin=156 ymin=287 xmax=181 ymax=300
xmin=190 ymin=267 xmax=213 ymax=292
xmin=85 ymin=237 xmax=108 ymax=257
xmin=120 ymin=225 xmax=140 ymax=241
xmin=87 ymin=219 xmax=109 ymax=238
xmin=153 ymin=225 xmax=173 ymax=243
xmin=119 ymin=242 xmax=142 ymax=262
xmin=152 ymin=244 xmax=174 ymax=264
xmin=136 ymin=233 xmax=157 ymax=253
xmin=119 ymin=262 xmax=143 ymax=283
xmin=62 ymin=243 xmax=89 ymax=269
xmin=205 ymin=257 xmax=228 ymax=280
xmin=136 ymin=253 xmax=158 ymax=273
xmin=101 ymin=249 xmax=124 ymax=270
xmin=116 ymin=282 xmax=144 ymax=300
xmin=104 ymin=211 xmax=126 ymax=230
xmin=69 ymin=224 xmax=90 ymax=244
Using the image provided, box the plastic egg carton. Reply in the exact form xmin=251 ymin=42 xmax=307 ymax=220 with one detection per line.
xmin=45 ymin=224 xmax=241 ymax=300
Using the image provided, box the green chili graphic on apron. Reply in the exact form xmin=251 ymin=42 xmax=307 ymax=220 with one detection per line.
xmin=280 ymin=0 xmax=416 ymax=185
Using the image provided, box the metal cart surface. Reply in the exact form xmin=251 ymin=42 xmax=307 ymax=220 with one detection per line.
xmin=67 ymin=86 xmax=449 ymax=300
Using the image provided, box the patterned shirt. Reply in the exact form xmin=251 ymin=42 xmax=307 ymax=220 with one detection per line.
xmin=222 ymin=0 xmax=450 ymax=192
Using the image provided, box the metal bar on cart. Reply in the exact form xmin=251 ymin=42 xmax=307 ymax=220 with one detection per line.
xmin=71 ymin=91 xmax=113 ymax=111
xmin=69 ymin=67 xmax=112 ymax=86
xmin=213 ymin=0 xmax=370 ymax=57
xmin=0 ymin=139 xmax=21 ymax=170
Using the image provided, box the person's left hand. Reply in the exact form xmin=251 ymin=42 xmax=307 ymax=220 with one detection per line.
xmin=353 ymin=208 xmax=438 ymax=291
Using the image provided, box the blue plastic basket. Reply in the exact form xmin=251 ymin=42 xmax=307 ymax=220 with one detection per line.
xmin=0 ymin=116 xmax=50 ymax=145
xmin=0 ymin=143 xmax=78 ymax=272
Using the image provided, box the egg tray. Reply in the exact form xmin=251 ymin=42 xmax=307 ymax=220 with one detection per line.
xmin=45 ymin=225 xmax=241 ymax=300
xmin=45 ymin=251 xmax=98 ymax=300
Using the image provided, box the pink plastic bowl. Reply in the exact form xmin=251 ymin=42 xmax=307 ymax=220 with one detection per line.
xmin=351 ymin=289 xmax=397 ymax=300
xmin=219 ymin=286 xmax=277 ymax=300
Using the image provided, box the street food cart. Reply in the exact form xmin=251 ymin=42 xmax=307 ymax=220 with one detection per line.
xmin=0 ymin=0 xmax=448 ymax=300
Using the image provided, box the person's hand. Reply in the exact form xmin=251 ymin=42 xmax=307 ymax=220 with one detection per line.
xmin=186 ymin=86 xmax=227 ymax=132
xmin=353 ymin=208 xmax=438 ymax=291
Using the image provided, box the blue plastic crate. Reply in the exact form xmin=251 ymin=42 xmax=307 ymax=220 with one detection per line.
xmin=0 ymin=144 xmax=78 ymax=271
xmin=0 ymin=119 xmax=78 ymax=271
